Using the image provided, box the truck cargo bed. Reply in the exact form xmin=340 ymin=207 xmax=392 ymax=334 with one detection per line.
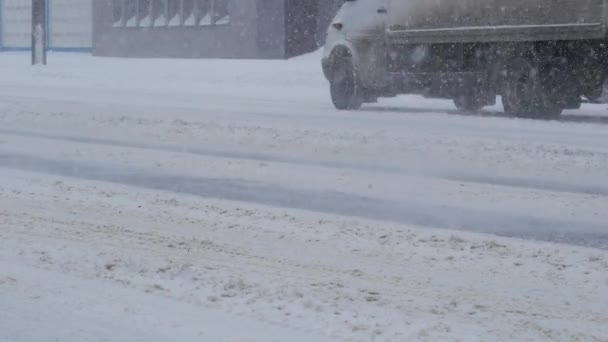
xmin=387 ymin=0 xmax=607 ymax=44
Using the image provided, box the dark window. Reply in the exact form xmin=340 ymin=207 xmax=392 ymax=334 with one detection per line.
xmin=139 ymin=0 xmax=152 ymax=27
xmin=182 ymin=0 xmax=195 ymax=26
xmin=116 ymin=0 xmax=229 ymax=28
xmin=197 ymin=0 xmax=212 ymax=26
xmin=152 ymin=0 xmax=167 ymax=27
xmin=124 ymin=0 xmax=137 ymax=27
xmin=212 ymin=0 xmax=230 ymax=25
xmin=112 ymin=0 xmax=124 ymax=27
xmin=197 ymin=0 xmax=229 ymax=26
xmin=167 ymin=0 xmax=180 ymax=26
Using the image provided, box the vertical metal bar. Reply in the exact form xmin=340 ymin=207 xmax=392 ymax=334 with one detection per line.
xmin=210 ymin=0 xmax=215 ymax=25
xmin=46 ymin=0 xmax=50 ymax=49
xmin=32 ymin=0 xmax=47 ymax=65
xmin=32 ymin=0 xmax=37 ymax=64
xmin=181 ymin=0 xmax=185 ymax=25
xmin=164 ymin=0 xmax=168 ymax=25
xmin=135 ymin=0 xmax=139 ymax=26
xmin=603 ymin=0 xmax=608 ymax=37
xmin=0 ymin=0 xmax=4 ymax=50
xmin=193 ymin=0 xmax=198 ymax=25
xmin=41 ymin=0 xmax=47 ymax=64
xmin=178 ymin=0 xmax=182 ymax=25
xmin=149 ymin=0 xmax=153 ymax=27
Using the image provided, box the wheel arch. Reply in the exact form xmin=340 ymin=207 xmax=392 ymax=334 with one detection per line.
xmin=322 ymin=43 xmax=360 ymax=81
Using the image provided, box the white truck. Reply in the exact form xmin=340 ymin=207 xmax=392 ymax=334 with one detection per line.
xmin=322 ymin=0 xmax=608 ymax=118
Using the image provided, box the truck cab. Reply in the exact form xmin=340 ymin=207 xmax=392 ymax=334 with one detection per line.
xmin=322 ymin=0 xmax=391 ymax=110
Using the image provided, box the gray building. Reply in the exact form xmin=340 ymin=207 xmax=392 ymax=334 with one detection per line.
xmin=93 ymin=0 xmax=342 ymax=59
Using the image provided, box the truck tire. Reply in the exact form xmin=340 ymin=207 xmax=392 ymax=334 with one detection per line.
xmin=453 ymin=94 xmax=484 ymax=112
xmin=502 ymin=57 xmax=563 ymax=119
xmin=330 ymin=55 xmax=363 ymax=110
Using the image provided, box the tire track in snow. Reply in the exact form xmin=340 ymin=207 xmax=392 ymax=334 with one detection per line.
xmin=1 ymin=152 xmax=607 ymax=249
xmin=2 ymin=128 xmax=608 ymax=197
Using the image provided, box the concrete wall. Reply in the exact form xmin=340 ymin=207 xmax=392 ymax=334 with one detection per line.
xmin=92 ymin=0 xmax=343 ymax=59
xmin=254 ymin=0 xmax=285 ymax=59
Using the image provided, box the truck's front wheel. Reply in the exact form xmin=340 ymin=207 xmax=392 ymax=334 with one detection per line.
xmin=503 ymin=57 xmax=563 ymax=119
xmin=330 ymin=55 xmax=363 ymax=110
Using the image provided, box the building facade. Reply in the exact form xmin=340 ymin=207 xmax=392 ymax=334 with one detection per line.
xmin=93 ymin=0 xmax=342 ymax=59
xmin=0 ymin=0 xmax=92 ymax=51
xmin=0 ymin=0 xmax=341 ymax=58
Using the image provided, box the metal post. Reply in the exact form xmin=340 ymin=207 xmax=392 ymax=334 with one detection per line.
xmin=32 ymin=0 xmax=47 ymax=65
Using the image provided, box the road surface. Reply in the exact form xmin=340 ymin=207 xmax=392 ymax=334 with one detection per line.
xmin=0 ymin=52 xmax=607 ymax=341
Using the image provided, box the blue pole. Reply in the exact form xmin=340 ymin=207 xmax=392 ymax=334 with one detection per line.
xmin=45 ymin=0 xmax=50 ymax=49
xmin=0 ymin=0 xmax=4 ymax=50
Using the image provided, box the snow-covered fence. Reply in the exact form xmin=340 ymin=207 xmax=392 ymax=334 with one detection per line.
xmin=0 ymin=0 xmax=92 ymax=52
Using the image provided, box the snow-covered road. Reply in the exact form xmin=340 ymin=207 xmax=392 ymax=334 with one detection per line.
xmin=1 ymin=52 xmax=607 ymax=341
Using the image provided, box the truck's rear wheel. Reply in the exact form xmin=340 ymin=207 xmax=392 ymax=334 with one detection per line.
xmin=503 ymin=57 xmax=563 ymax=119
xmin=453 ymin=94 xmax=484 ymax=112
xmin=330 ymin=55 xmax=363 ymax=110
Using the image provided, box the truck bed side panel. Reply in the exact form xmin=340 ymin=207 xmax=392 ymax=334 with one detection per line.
xmin=388 ymin=0 xmax=607 ymax=44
